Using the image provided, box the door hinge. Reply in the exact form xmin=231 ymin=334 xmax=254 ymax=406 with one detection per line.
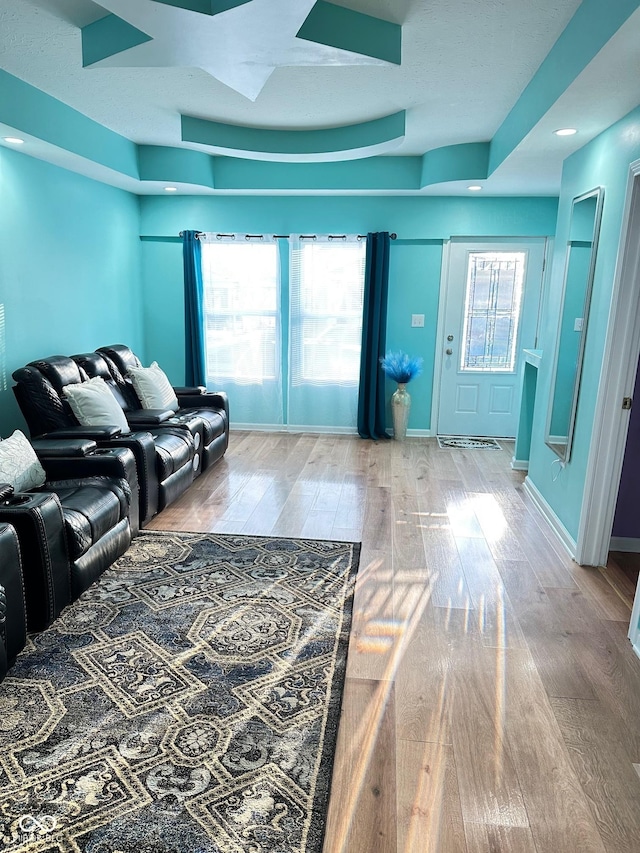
xmin=622 ymin=397 xmax=633 ymax=410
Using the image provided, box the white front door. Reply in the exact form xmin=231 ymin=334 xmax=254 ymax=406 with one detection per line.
xmin=437 ymin=239 xmax=546 ymax=438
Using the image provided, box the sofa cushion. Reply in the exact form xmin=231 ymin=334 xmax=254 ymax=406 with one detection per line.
xmin=186 ymin=409 xmax=226 ymax=444
xmin=0 ymin=430 xmax=46 ymax=492
xmin=128 ymin=362 xmax=179 ymax=412
xmin=53 ymin=483 xmax=123 ymax=559
xmin=63 ymin=376 xmax=130 ymax=433
xmin=152 ymin=431 xmax=193 ymax=479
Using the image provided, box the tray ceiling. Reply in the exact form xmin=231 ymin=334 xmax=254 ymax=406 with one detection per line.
xmin=0 ymin=0 xmax=639 ymax=195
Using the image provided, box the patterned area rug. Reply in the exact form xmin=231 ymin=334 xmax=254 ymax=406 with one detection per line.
xmin=437 ymin=435 xmax=502 ymax=450
xmin=0 ymin=532 xmax=360 ymax=853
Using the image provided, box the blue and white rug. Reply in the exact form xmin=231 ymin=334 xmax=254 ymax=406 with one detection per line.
xmin=0 ymin=531 xmax=360 ymax=853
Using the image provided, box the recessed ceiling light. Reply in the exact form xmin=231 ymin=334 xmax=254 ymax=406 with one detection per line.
xmin=3 ymin=137 xmax=24 ymax=145
xmin=468 ymin=185 xmax=482 ymax=191
xmin=164 ymin=186 xmax=178 ymax=192
xmin=554 ymin=128 xmax=578 ymax=136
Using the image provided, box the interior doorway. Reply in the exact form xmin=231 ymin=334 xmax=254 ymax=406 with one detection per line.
xmin=574 ymin=163 xmax=640 ymax=655
xmin=602 ymin=354 xmax=640 ymax=637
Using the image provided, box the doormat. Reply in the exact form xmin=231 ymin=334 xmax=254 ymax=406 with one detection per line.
xmin=437 ymin=435 xmax=502 ymax=450
xmin=0 ymin=531 xmax=360 ymax=853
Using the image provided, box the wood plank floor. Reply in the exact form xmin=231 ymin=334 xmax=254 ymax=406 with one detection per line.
xmin=148 ymin=432 xmax=640 ymax=853
xmin=604 ymin=552 xmax=640 ymax=611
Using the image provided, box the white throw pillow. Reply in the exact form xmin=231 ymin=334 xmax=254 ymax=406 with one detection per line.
xmin=0 ymin=429 xmax=46 ymax=491
xmin=128 ymin=361 xmax=179 ymax=412
xmin=63 ymin=376 xmax=130 ymax=433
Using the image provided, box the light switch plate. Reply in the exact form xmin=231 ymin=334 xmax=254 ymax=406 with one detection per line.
xmin=411 ymin=314 xmax=425 ymax=327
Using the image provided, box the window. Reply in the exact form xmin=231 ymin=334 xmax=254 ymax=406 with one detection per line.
xmin=201 ymin=239 xmax=279 ymax=384
xmin=289 ymin=238 xmax=366 ymax=386
xmin=460 ymin=251 xmax=526 ymax=372
xmin=199 ymin=233 xmax=366 ymax=430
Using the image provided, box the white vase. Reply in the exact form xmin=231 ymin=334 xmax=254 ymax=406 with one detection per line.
xmin=391 ymin=382 xmax=411 ymax=440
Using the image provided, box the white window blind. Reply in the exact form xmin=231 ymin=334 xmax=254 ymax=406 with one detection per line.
xmin=289 ymin=237 xmax=366 ymax=387
xmin=200 ymin=236 xmax=280 ymax=385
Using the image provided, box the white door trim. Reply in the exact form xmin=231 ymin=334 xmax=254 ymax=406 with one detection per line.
xmin=576 ymin=161 xmax=640 ymax=567
xmin=629 ymin=574 xmax=640 ymax=657
xmin=430 ymin=239 xmax=451 ymax=435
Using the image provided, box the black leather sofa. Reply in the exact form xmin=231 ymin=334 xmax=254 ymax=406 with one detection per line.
xmin=0 ymin=438 xmax=136 ymax=630
xmin=12 ymin=355 xmax=197 ymax=522
xmin=71 ymin=350 xmax=206 ymax=480
xmin=95 ymin=344 xmax=229 ymax=472
xmin=0 ymin=523 xmax=27 ymax=684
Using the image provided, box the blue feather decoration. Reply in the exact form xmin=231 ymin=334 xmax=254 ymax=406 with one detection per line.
xmin=380 ymin=351 xmax=423 ymax=383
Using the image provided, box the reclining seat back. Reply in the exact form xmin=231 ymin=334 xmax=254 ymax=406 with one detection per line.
xmin=12 ymin=356 xmax=86 ymax=436
xmin=98 ymin=344 xmax=229 ymax=471
xmin=98 ymin=343 xmax=142 ymax=377
xmin=12 ymin=356 xmax=159 ymax=525
xmin=72 ymin=351 xmax=139 ymax=412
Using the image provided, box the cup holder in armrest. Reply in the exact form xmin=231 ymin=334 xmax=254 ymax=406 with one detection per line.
xmin=89 ymin=448 xmax=115 ymax=455
xmin=3 ymin=494 xmax=32 ymax=506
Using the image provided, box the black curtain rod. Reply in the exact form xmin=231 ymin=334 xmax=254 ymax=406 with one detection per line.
xmin=179 ymin=231 xmax=397 ymax=240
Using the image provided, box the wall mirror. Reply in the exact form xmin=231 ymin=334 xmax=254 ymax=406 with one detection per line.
xmin=545 ymin=187 xmax=604 ymax=462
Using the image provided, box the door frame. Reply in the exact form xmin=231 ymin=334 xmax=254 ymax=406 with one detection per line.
xmin=430 ymin=239 xmax=453 ymax=437
xmin=576 ymin=161 xmax=640 ymax=572
xmin=431 ymin=236 xmax=548 ymax=438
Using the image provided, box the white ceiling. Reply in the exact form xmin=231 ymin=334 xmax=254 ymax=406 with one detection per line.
xmin=1 ymin=0 xmax=639 ymax=195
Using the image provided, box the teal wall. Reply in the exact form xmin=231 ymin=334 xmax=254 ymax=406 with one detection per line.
xmin=0 ymin=143 xmax=559 ymax=439
xmin=139 ymin=195 xmax=558 ymax=431
xmin=0 ymin=147 xmax=144 ymax=436
xmin=528 ymin=103 xmax=640 ymax=541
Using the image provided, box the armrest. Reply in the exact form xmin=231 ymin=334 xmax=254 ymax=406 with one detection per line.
xmin=40 ymin=447 xmax=137 ymax=481
xmin=43 ymin=426 xmax=123 ymax=439
xmin=126 ymin=409 xmax=174 ymax=425
xmin=173 ymin=385 xmax=206 ymax=395
xmin=98 ymin=432 xmax=158 ymax=525
xmin=177 ymin=390 xmax=229 ymax=420
xmin=32 ymin=438 xmax=97 ymax=457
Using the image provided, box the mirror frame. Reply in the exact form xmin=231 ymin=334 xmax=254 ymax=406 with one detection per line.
xmin=545 ymin=187 xmax=604 ymax=462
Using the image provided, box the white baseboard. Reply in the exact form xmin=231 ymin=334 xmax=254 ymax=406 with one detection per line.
xmin=511 ymin=457 xmax=529 ymax=471
xmin=610 ymin=536 xmax=640 ymax=553
xmin=230 ymin=424 xmax=358 ymax=435
xmin=230 ymin=425 xmax=434 ymax=437
xmin=524 ymin=475 xmax=576 ymax=560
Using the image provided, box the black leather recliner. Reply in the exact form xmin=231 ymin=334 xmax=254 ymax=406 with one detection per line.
xmin=12 ymin=355 xmax=196 ymax=520
xmin=72 ymin=350 xmax=205 ymax=480
xmin=0 ymin=438 xmax=136 ymax=630
xmin=95 ymin=344 xmax=229 ymax=472
xmin=0 ymin=522 xmax=27 ymax=685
